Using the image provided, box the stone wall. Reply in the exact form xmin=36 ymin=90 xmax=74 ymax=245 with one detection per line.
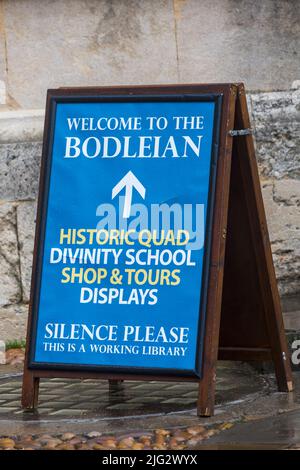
xmin=0 ymin=1 xmax=300 ymax=108
xmin=251 ymin=87 xmax=300 ymax=297
xmin=0 ymin=0 xmax=299 ymax=341
xmin=0 ymin=87 xmax=299 ymax=341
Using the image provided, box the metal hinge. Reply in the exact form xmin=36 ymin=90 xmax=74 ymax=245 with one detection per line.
xmin=228 ymin=128 xmax=253 ymax=137
xmin=282 ymin=351 xmax=287 ymax=361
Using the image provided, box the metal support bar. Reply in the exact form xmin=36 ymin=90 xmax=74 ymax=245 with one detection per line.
xmin=228 ymin=128 xmax=253 ymax=137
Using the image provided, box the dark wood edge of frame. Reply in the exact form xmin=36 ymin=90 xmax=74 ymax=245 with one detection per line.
xmin=22 ymin=83 xmax=234 ymax=409
xmin=22 ymin=89 xmax=54 ymax=409
xmin=197 ymin=84 xmax=238 ymax=416
xmin=56 ymin=83 xmax=239 ymax=95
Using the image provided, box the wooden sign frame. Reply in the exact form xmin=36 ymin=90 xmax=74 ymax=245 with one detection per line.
xmin=22 ymin=83 xmax=293 ymax=416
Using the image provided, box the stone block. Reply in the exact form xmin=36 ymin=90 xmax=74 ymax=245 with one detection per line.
xmin=0 ymin=110 xmax=44 ymax=144
xmin=0 ymin=141 xmax=42 ymax=200
xmin=0 ymin=304 xmax=28 ymax=342
xmin=262 ymin=180 xmax=300 ymax=295
xmin=0 ymin=202 xmax=21 ymax=306
xmin=16 ymin=201 xmax=36 ymax=303
xmin=176 ymin=0 xmax=300 ymax=91
xmin=0 ymin=6 xmax=6 ymax=103
xmin=0 ymin=81 xmax=6 ymax=106
xmin=3 ymin=0 xmax=178 ymax=108
xmin=251 ymin=89 xmax=300 ymax=178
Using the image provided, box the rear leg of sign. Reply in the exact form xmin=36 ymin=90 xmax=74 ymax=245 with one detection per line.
xmin=198 ymin=84 xmax=293 ymax=418
xmin=215 ymin=84 xmax=293 ymax=406
xmin=22 ymin=369 xmax=40 ymax=410
xmin=235 ymin=85 xmax=293 ymax=392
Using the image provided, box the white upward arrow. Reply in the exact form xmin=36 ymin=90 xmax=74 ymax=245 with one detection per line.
xmin=112 ymin=171 xmax=146 ymax=218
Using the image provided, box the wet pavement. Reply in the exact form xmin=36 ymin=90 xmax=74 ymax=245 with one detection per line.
xmin=0 ymin=357 xmax=300 ymax=449
xmin=0 ymin=362 xmax=266 ymax=421
xmin=197 ymin=409 xmax=300 ymax=450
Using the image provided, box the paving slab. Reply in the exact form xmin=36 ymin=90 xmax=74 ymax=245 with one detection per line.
xmin=2 ymin=363 xmax=268 ymax=418
xmin=196 ymin=409 xmax=300 ymax=450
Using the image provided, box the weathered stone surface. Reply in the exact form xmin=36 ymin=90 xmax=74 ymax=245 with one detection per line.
xmin=0 ymin=202 xmax=21 ymax=306
xmin=0 ymin=81 xmax=6 ymax=106
xmin=262 ymin=180 xmax=300 ymax=296
xmin=17 ymin=201 xmax=36 ymax=303
xmin=3 ymin=0 xmax=178 ymax=108
xmin=1 ymin=1 xmax=299 ymax=108
xmin=273 ymin=179 xmax=300 ymax=207
xmin=0 ymin=141 xmax=42 ymax=200
xmin=0 ymin=6 xmax=6 ymax=104
xmin=176 ymin=0 xmax=300 ymax=92
xmin=251 ymin=88 xmax=300 ymax=178
xmin=0 ymin=304 xmax=28 ymax=341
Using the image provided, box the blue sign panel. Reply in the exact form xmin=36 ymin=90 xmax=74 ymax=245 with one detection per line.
xmin=30 ymin=95 xmax=220 ymax=377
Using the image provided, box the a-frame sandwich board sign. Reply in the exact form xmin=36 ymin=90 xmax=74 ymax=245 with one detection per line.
xmin=198 ymin=83 xmax=293 ymax=416
xmin=22 ymin=83 xmax=293 ymax=416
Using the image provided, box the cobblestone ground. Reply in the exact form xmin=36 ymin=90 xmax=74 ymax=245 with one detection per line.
xmin=0 ymin=425 xmax=235 ymax=450
xmin=0 ymin=349 xmax=299 ymax=450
